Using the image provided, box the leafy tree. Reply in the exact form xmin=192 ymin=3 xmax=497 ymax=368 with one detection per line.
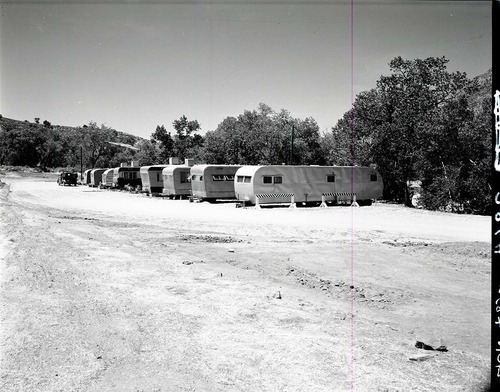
xmin=418 ymin=72 xmax=491 ymax=214
xmin=134 ymin=139 xmax=161 ymax=166
xmin=151 ymin=125 xmax=174 ymax=163
xmin=172 ymin=115 xmax=200 ymax=139
xmin=171 ymin=115 xmax=202 ymax=162
xmin=322 ymin=89 xmax=379 ymax=167
xmin=0 ymin=122 xmax=43 ymax=166
xmin=291 ymin=117 xmax=324 ymax=165
xmin=322 ymin=56 xmax=470 ymax=207
xmin=199 ymin=103 xmax=323 ymax=166
xmin=37 ymin=127 xmax=66 ymax=168
xmin=201 ymin=117 xmax=240 ymax=164
xmin=374 ymin=57 xmax=468 ymax=205
xmin=0 ymin=117 xmax=142 ymax=169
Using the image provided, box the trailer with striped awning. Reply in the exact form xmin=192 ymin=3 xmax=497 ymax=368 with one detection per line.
xmin=234 ymin=165 xmax=383 ymax=206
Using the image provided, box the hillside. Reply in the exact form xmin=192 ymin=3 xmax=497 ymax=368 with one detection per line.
xmin=469 ymin=68 xmax=492 ymax=117
xmin=0 ymin=116 xmax=144 ymax=170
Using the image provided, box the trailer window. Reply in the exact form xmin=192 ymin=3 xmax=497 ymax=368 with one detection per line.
xmin=370 ymin=174 xmax=377 ymax=181
xmin=225 ymin=175 xmax=234 ymax=181
xmin=180 ymin=172 xmax=188 ymax=183
xmin=123 ymin=171 xmax=129 ymax=179
xmin=263 ymin=175 xmax=281 ymax=184
xmin=199 ymin=176 xmax=203 ymax=181
xmin=327 ymin=175 xmax=335 ymax=183
xmin=157 ymin=173 xmax=161 ymax=182
xmin=238 ymin=176 xmax=252 ymax=183
xmin=212 ymin=175 xmax=225 ymax=181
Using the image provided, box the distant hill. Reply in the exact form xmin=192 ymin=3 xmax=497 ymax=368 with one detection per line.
xmin=468 ymin=68 xmax=491 ymax=117
xmin=0 ymin=116 xmax=145 ymax=170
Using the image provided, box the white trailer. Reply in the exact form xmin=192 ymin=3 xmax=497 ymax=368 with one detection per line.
xmin=189 ymin=164 xmax=241 ymax=202
xmin=89 ymin=168 xmax=107 ymax=187
xmin=83 ymin=169 xmax=92 ymax=185
xmin=234 ymin=165 xmax=383 ymax=206
xmin=100 ymin=168 xmax=114 ymax=188
xmin=162 ymin=166 xmax=192 ymax=198
xmin=140 ymin=165 xmax=170 ymax=195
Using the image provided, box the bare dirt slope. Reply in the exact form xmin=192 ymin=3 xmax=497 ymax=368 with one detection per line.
xmin=0 ymin=174 xmax=490 ymax=391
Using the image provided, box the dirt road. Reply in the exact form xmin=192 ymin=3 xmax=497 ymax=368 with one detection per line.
xmin=0 ymin=173 xmax=490 ymax=391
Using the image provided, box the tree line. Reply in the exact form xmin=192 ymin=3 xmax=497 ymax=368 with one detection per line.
xmin=0 ymin=56 xmax=491 ymax=214
xmin=0 ymin=119 xmax=140 ymax=170
xmin=322 ymin=57 xmax=490 ymax=214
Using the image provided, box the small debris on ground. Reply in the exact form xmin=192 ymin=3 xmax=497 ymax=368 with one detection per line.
xmin=415 ymin=341 xmax=448 ymax=352
xmin=415 ymin=341 xmax=434 ymax=350
xmin=409 ymin=354 xmax=434 ymax=362
xmin=182 ymin=260 xmax=204 ymax=265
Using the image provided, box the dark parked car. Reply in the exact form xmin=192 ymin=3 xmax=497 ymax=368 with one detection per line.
xmin=57 ymin=172 xmax=78 ymax=186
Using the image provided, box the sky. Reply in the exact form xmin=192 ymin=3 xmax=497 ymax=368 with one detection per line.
xmin=0 ymin=1 xmax=492 ymax=139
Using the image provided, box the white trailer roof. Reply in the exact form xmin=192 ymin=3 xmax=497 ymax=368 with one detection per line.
xmin=190 ymin=164 xmax=242 ymax=175
xmin=162 ymin=165 xmax=191 ymax=175
xmin=140 ymin=165 xmax=169 ymax=174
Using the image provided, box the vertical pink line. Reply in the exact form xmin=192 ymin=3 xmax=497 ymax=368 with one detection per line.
xmin=350 ymin=1 xmax=356 ymax=391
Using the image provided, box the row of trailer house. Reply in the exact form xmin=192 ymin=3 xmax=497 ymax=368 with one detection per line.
xmin=80 ymin=159 xmax=384 ymax=208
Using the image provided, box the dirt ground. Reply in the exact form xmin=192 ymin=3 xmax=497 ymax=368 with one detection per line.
xmin=0 ymin=173 xmax=491 ymax=391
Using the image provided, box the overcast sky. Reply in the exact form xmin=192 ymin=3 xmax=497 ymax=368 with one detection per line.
xmin=0 ymin=1 xmax=491 ymax=139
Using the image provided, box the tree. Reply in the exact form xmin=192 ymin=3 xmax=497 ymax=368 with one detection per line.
xmin=172 ymin=115 xmax=201 ymax=139
xmin=134 ymin=139 xmax=161 ymax=166
xmin=200 ymin=117 xmax=240 ymax=164
xmin=76 ymin=122 xmax=123 ymax=168
xmin=418 ymin=72 xmax=491 ymax=214
xmin=151 ymin=125 xmax=174 ymax=163
xmin=0 ymin=122 xmax=43 ymax=166
xmin=374 ymin=57 xmax=468 ymax=205
xmin=37 ymin=127 xmax=66 ymax=169
xmin=199 ymin=103 xmax=323 ymax=166
xmin=291 ymin=117 xmax=324 ymax=165
xmin=325 ymin=89 xmax=379 ymax=167
xmin=322 ymin=56 xmax=469 ymax=207
xmin=172 ymin=115 xmax=202 ymax=161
